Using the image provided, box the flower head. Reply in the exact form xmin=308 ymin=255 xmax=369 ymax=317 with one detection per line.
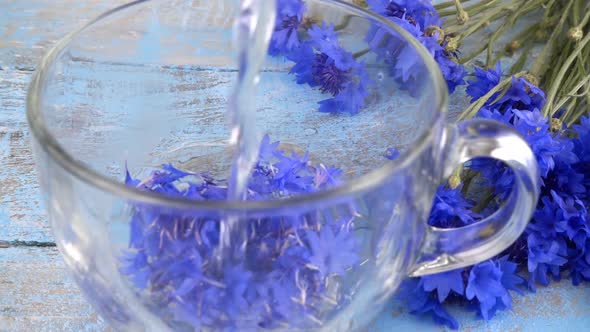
xmin=466 ymin=63 xmax=546 ymax=113
xmin=526 ymin=231 xmax=568 ymax=288
xmin=305 ymin=225 xmax=359 ymax=276
xmin=466 ymin=62 xmax=502 ymax=102
xmin=403 ymin=279 xmax=459 ymax=329
xmin=288 ymin=23 xmax=370 ymax=113
xmin=466 ymin=261 xmax=511 ymax=320
xmin=421 ymin=269 xmax=464 ymax=302
xmin=428 ymin=185 xmax=480 ymax=228
xmin=366 ymin=0 xmax=466 ymax=92
xmin=269 ymin=0 xmax=306 ymax=55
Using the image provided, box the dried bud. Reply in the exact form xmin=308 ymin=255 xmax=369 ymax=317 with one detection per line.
xmin=457 ymin=10 xmax=469 ymax=25
xmin=445 ymin=36 xmax=460 ymax=54
xmin=509 ymin=40 xmax=521 ymax=51
xmin=424 ymin=26 xmax=446 ymax=44
xmin=448 ymin=174 xmax=461 ymax=189
xmin=568 ymin=27 xmax=583 ymax=42
xmin=535 ymin=29 xmax=548 ymax=41
xmin=301 ymin=16 xmax=320 ymax=29
xmin=352 ymin=0 xmax=368 ymax=7
xmin=523 ymin=73 xmax=539 ymax=87
xmin=550 ymin=118 xmax=563 ymax=132
xmin=505 ymin=40 xmax=521 ymax=56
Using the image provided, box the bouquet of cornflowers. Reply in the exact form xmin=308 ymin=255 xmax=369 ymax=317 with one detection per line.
xmin=120 ymin=0 xmax=590 ymax=329
xmin=359 ymin=0 xmax=590 ymax=328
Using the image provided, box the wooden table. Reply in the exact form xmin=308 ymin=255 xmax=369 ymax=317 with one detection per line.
xmin=1 ymin=1 xmax=589 ymax=331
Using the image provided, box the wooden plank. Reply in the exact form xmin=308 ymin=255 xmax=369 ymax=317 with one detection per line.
xmin=0 ymin=246 xmax=110 ymax=331
xmin=0 ymin=69 xmax=51 ymax=242
xmin=0 ymin=0 xmax=127 ymax=241
xmin=1 ymin=246 xmax=590 ymax=331
xmin=0 ymin=0 xmax=127 ymax=69
xmin=372 ymin=281 xmax=590 ymax=332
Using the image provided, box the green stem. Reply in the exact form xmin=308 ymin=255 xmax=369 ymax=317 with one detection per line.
xmin=472 ymin=189 xmax=495 ymax=213
xmin=434 ymin=0 xmax=472 ymax=11
xmin=543 ymin=31 xmax=590 ymax=118
xmin=441 ymin=0 xmax=498 ymax=20
xmin=577 ymin=7 xmax=590 ymax=28
xmin=459 ymin=42 xmax=490 ymax=64
xmin=460 ymin=170 xmax=479 ymax=194
xmin=334 ymin=15 xmax=353 ymax=31
xmin=446 ymin=1 xmax=519 ymax=37
xmin=562 ymin=98 xmax=579 ymax=126
xmin=572 ymin=0 xmax=581 ymax=25
xmin=509 ymin=42 xmax=534 ymax=74
xmin=352 ymin=48 xmax=371 ymax=59
xmin=459 ymin=72 xmax=527 ymax=121
xmin=568 ymin=108 xmax=588 ymax=127
xmin=551 ymin=74 xmax=590 ymax=114
xmin=485 ymin=22 xmax=510 ymax=67
xmin=486 ymin=5 xmax=543 ymax=68
xmin=545 ymin=41 xmax=571 ymax=91
xmin=504 ymin=23 xmax=541 ymax=73
xmin=530 ymin=0 xmax=576 ymax=78
xmin=541 ymin=0 xmax=558 ymax=20
xmin=447 ymin=5 xmax=502 ymax=34
xmin=466 ymin=0 xmax=502 ymax=18
xmin=454 ymin=4 xmax=542 ymax=65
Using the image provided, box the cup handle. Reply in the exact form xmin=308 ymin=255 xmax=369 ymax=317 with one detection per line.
xmin=408 ymin=119 xmax=540 ymax=277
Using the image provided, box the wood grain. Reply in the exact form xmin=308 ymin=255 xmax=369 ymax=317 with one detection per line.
xmin=0 ymin=246 xmax=109 ymax=332
xmin=0 ymin=0 xmax=127 ymax=70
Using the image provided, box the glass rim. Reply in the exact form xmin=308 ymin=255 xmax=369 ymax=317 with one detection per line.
xmin=26 ymin=0 xmax=448 ymax=212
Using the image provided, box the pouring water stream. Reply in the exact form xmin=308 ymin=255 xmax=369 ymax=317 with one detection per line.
xmin=218 ymin=0 xmax=277 ymax=257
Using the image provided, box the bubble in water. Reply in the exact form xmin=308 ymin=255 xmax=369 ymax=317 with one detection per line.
xmin=377 ymin=72 xmax=384 ymax=81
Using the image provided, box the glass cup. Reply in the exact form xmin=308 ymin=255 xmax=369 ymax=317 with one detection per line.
xmin=27 ymin=0 xmax=539 ymax=330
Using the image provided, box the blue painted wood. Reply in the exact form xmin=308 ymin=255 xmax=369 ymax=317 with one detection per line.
xmin=0 ymin=247 xmax=110 ymax=331
xmin=1 ymin=1 xmax=589 ymax=331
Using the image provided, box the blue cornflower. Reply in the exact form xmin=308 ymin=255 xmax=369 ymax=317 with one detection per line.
xmin=404 ymin=279 xmax=459 ymax=330
xmin=269 ymin=0 xmax=306 ymax=55
xmin=497 ymin=255 xmax=525 ymax=295
xmin=367 ymin=0 xmax=441 ymax=31
xmin=472 ymin=107 xmax=565 ymax=199
xmin=466 ymin=63 xmax=546 ymax=113
xmin=384 ymin=147 xmax=400 ymax=160
xmin=258 ymin=134 xmax=283 ymax=163
xmin=288 ymin=23 xmax=370 ymax=114
xmin=435 ymin=54 xmax=467 ymax=93
xmin=421 ymin=269 xmax=464 ymax=302
xmin=466 ymin=62 xmax=502 ymax=102
xmin=501 ymin=76 xmax=546 ymax=112
xmin=568 ymin=248 xmax=590 ymax=285
xmin=120 ymin=136 xmax=354 ymax=329
xmin=526 ymin=231 xmax=568 ymax=289
xmin=573 ymin=116 xmax=590 ymax=192
xmin=428 ymin=185 xmax=480 ymax=228
xmin=542 ymin=158 xmax=586 ymax=198
xmin=305 ymin=225 xmax=358 ymax=276
xmin=273 ymin=152 xmax=315 ymax=193
xmin=529 ymin=193 xmax=569 ymax=239
xmin=512 ymin=110 xmax=568 ymax=178
xmin=313 ymin=164 xmax=342 ymax=189
xmin=366 ymin=0 xmax=466 ymax=92
xmin=465 ymin=261 xmax=511 ymax=320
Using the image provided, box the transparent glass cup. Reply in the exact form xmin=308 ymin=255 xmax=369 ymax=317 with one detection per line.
xmin=27 ymin=0 xmax=539 ymax=331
